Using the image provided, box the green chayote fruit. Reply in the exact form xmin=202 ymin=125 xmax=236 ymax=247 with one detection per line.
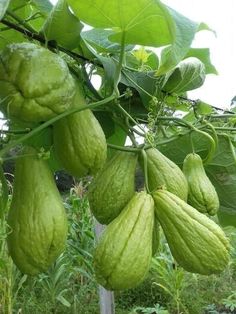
xmin=94 ymin=191 xmax=154 ymax=291
xmin=53 ymin=82 xmax=107 ymax=178
xmin=88 ymin=151 xmax=138 ymax=224
xmin=0 ymin=42 xmax=75 ymax=123
xmin=152 ymin=189 xmax=230 ymax=275
xmin=7 ymin=146 xmax=68 ymax=275
xmin=142 ymin=148 xmax=188 ymax=200
xmin=183 ymin=153 xmax=219 ymax=215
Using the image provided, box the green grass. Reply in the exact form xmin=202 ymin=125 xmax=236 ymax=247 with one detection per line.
xmin=1 ymin=188 xmax=236 ymax=314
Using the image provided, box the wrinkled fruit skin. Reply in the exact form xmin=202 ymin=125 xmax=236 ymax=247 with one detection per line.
xmin=183 ymin=153 xmax=219 ymax=215
xmin=152 ymin=189 xmax=230 ymax=275
xmin=53 ymin=83 xmax=107 ymax=178
xmin=94 ymin=191 xmax=154 ymax=291
xmin=88 ymin=151 xmax=137 ymax=224
xmin=0 ymin=42 xmax=75 ymax=123
xmin=144 ymin=148 xmax=188 ymax=200
xmin=7 ymin=146 xmax=68 ymax=275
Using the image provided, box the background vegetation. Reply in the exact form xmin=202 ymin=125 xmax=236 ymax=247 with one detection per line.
xmin=0 ymin=185 xmax=236 ymax=314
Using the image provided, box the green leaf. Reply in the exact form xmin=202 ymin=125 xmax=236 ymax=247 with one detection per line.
xmin=164 ymin=95 xmax=190 ymax=112
xmin=31 ymin=0 xmax=53 ymax=15
xmin=121 ymin=70 xmax=164 ymax=107
xmin=162 ymin=57 xmax=206 ymax=94
xmin=56 ymin=295 xmax=71 ymax=307
xmin=195 ymin=101 xmax=213 ymax=115
xmin=25 ymin=127 xmax=53 ymax=150
xmin=41 ymin=0 xmax=83 ymax=50
xmin=157 ymin=7 xmax=200 ymax=75
xmin=81 ymin=29 xmax=134 ymax=53
xmin=67 ymin=0 xmax=175 ymax=47
xmin=107 ymin=124 xmax=127 ymax=158
xmin=0 ymin=0 xmax=10 ymax=20
xmin=0 ymin=0 xmax=48 ymax=48
xmin=94 ymin=111 xmax=115 ymax=138
xmin=95 ymin=54 xmax=117 ymax=96
xmin=184 ymin=48 xmax=218 ymax=75
xmin=0 ymin=28 xmax=25 ymax=50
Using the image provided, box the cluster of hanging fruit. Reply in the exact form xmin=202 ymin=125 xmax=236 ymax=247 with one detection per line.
xmin=0 ymin=42 xmax=107 ymax=275
xmin=88 ymin=148 xmax=230 ymax=291
xmin=0 ymin=42 xmax=230 ymax=291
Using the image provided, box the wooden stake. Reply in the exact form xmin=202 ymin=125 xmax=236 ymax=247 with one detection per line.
xmin=95 ymin=221 xmax=115 ymax=314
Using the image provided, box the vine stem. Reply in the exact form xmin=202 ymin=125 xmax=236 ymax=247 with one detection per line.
xmin=113 ymin=31 xmax=126 ymax=96
xmin=141 ymin=149 xmax=150 ymax=194
xmin=2 ymin=153 xmax=38 ymax=162
xmin=209 ymin=114 xmax=236 ymax=119
xmin=0 ymin=19 xmax=94 ymax=65
xmin=117 ymin=104 xmax=146 ymax=134
xmin=155 ymin=116 xmax=216 ymax=164
xmin=0 ymin=94 xmax=117 ymax=158
xmin=107 ymin=143 xmax=140 ymax=152
xmin=0 ymin=129 xmax=31 ymax=135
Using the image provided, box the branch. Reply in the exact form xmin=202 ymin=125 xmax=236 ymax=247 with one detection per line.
xmin=0 ymin=18 xmax=97 ymax=65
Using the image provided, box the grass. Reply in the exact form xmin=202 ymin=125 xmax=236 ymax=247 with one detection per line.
xmin=0 ymin=186 xmax=236 ymax=313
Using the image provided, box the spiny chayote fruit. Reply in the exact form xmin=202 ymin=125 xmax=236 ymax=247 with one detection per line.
xmin=88 ymin=151 xmax=138 ymax=224
xmin=7 ymin=146 xmax=68 ymax=275
xmin=142 ymin=148 xmax=188 ymax=200
xmin=152 ymin=189 xmax=230 ymax=275
xmin=183 ymin=153 xmax=219 ymax=215
xmin=0 ymin=42 xmax=75 ymax=123
xmin=94 ymin=191 xmax=154 ymax=291
xmin=53 ymin=82 xmax=107 ymax=178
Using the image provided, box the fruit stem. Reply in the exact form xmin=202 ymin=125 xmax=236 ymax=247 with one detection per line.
xmin=128 ymin=131 xmax=139 ymax=148
xmin=190 ymin=131 xmax=195 ymax=154
xmin=117 ymin=104 xmax=146 ymax=134
xmin=191 ymin=126 xmax=216 ymax=165
xmin=203 ymin=121 xmax=219 ymax=148
xmin=107 ymin=144 xmax=141 ymax=152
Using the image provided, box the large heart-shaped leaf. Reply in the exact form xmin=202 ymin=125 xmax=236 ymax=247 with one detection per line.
xmin=157 ymin=7 xmax=210 ymax=75
xmin=67 ymin=0 xmax=176 ymax=47
xmin=81 ymin=29 xmax=134 ymax=53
